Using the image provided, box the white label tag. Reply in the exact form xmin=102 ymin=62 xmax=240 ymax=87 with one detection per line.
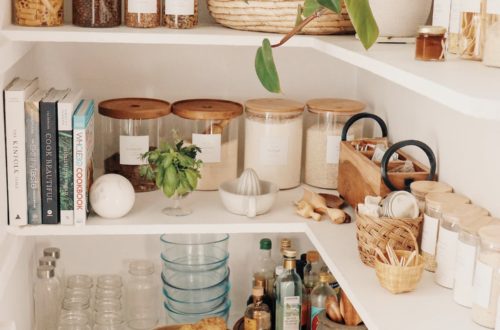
xmin=454 ymin=241 xmax=477 ymax=307
xmin=421 ymin=214 xmax=440 ymax=254
xmin=192 ymin=134 xmax=221 ymax=163
xmin=488 ymin=0 xmax=500 ymax=14
xmin=461 ymin=0 xmax=481 ymax=13
xmin=283 ymin=296 xmax=301 ymax=330
xmin=259 ymin=136 xmax=288 ymax=166
xmin=128 ymin=0 xmax=157 ymax=13
xmin=326 ymin=135 xmax=341 ymax=164
xmin=165 ymin=0 xmax=194 ymax=15
xmin=119 ymin=135 xmax=149 ymax=165
xmin=433 ymin=0 xmax=452 ymax=27
xmin=474 ymin=260 xmax=493 ymax=309
xmin=435 ymin=227 xmax=459 ymax=288
xmin=449 ymin=1 xmax=461 ymax=33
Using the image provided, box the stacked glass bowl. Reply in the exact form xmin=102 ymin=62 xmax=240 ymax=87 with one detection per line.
xmin=160 ymin=233 xmax=231 ymax=324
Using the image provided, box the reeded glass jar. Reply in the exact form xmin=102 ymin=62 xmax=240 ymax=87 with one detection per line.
xmin=97 ymin=275 xmax=123 ymax=290
xmin=73 ymin=0 xmax=122 ymax=27
xmin=125 ymin=0 xmax=161 ymax=28
xmin=67 ymin=275 xmax=93 ymax=291
xmin=62 ymin=296 xmax=92 ymax=327
xmin=304 ymin=98 xmax=364 ymax=189
xmin=171 ymin=99 xmax=243 ymax=191
xmin=410 ymin=180 xmax=453 ymax=213
xmin=93 ymin=312 xmax=126 ymax=330
xmin=99 ymin=98 xmax=171 ymax=192
xmin=58 ymin=311 xmax=91 ymax=330
xmin=244 ymin=99 xmax=305 ymax=190
xmin=14 ymin=0 xmax=63 ymax=26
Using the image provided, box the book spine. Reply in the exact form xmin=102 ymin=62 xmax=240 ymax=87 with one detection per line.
xmin=59 ymin=130 xmax=73 ymax=225
xmin=4 ymin=90 xmax=28 ymax=226
xmin=73 ymin=124 xmax=87 ymax=225
xmin=40 ymin=101 xmax=59 ymax=224
xmin=25 ymin=100 xmax=42 ymax=225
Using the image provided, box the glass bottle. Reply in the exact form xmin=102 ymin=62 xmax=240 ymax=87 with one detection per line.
xmin=310 ymin=273 xmax=338 ymax=330
xmin=245 ymin=286 xmax=272 ymax=330
xmin=304 ymin=251 xmax=321 ymax=293
xmin=44 ymin=247 xmax=65 ymax=286
xmin=275 ymin=249 xmax=302 ymax=330
xmin=125 ymin=260 xmax=158 ymax=329
xmin=94 ymin=312 xmax=126 ymax=330
xmin=38 ymin=256 xmax=63 ymax=300
xmin=279 ymin=239 xmax=292 ymax=264
xmin=253 ymin=238 xmax=277 ymax=296
xmin=34 ymin=265 xmax=61 ymax=330
xmin=248 ymin=276 xmax=274 ymax=309
xmin=58 ymin=311 xmax=91 ymax=330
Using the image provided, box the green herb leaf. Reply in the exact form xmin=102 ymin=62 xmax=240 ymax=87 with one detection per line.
xmin=165 ymin=165 xmax=179 ymax=194
xmin=344 ymin=0 xmax=379 ymax=49
xmin=139 ymin=165 xmax=148 ymax=177
xmin=295 ymin=5 xmax=305 ymax=24
xmin=185 ymin=169 xmax=199 ymax=190
xmin=317 ymin=0 xmax=340 ymax=13
xmin=255 ymin=39 xmax=281 ymax=93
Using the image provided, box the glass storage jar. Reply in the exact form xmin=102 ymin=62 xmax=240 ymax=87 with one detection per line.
xmin=125 ymin=0 xmax=161 ymax=28
xmin=94 ymin=312 xmax=126 ymax=330
xmin=459 ymin=0 xmax=484 ymax=59
xmin=125 ymin=260 xmax=158 ymax=329
xmin=483 ymin=0 xmax=500 ymax=66
xmin=171 ymin=99 xmax=242 ymax=191
xmin=473 ymin=225 xmax=500 ymax=328
xmin=58 ymin=311 xmax=91 ymax=330
xmin=449 ymin=0 xmax=463 ymax=54
xmin=244 ymin=98 xmax=304 ymax=190
xmin=435 ymin=204 xmax=489 ymax=288
xmin=73 ymin=0 xmax=122 ymax=27
xmin=14 ymin=0 xmax=63 ymax=26
xmin=416 ymin=25 xmax=447 ymax=61
xmin=421 ymin=192 xmax=470 ymax=272
xmin=455 ymin=216 xmax=499 ymax=307
xmin=304 ymin=98 xmax=365 ymax=189
xmin=410 ymin=180 xmax=453 ymax=213
xmin=99 ymin=98 xmax=171 ymax=192
xmin=164 ymin=0 xmax=198 ymax=28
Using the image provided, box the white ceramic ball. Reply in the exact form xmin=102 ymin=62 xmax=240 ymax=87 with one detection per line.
xmin=90 ymin=174 xmax=135 ymax=219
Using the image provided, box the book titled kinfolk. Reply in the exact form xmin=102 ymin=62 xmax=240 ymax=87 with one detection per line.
xmin=25 ymin=89 xmax=48 ymax=225
xmin=40 ymin=88 xmax=70 ymax=224
xmin=4 ymin=77 xmax=38 ymax=226
xmin=58 ymin=91 xmax=83 ymax=225
xmin=73 ymin=100 xmax=95 ymax=226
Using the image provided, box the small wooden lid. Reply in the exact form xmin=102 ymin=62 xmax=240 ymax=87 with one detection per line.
xmin=441 ymin=204 xmax=489 ymax=225
xmin=306 ymin=98 xmax=365 ymax=115
xmin=245 ymin=98 xmax=304 ymax=115
xmin=460 ymin=216 xmax=499 ymax=235
xmin=479 ymin=224 xmax=500 ymax=245
xmin=425 ymin=192 xmax=470 ymax=211
xmin=98 ymin=98 xmax=171 ymax=120
xmin=410 ymin=181 xmax=453 ymax=199
xmin=172 ymin=99 xmax=243 ymax=120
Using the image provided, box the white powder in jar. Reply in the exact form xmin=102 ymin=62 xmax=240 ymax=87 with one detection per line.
xmin=472 ymin=250 xmax=500 ymax=328
xmin=197 ymin=139 xmax=238 ymax=190
xmin=484 ymin=22 xmax=500 ymax=68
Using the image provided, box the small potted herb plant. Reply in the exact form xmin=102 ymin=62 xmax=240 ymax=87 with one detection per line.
xmin=140 ymin=137 xmax=202 ymax=216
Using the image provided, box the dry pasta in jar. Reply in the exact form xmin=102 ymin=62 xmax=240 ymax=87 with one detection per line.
xmin=14 ymin=0 xmax=63 ymax=26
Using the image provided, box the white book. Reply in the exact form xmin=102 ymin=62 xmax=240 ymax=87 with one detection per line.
xmin=4 ymin=77 xmax=39 ymax=226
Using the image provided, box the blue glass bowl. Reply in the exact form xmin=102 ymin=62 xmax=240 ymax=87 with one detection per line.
xmin=163 ymin=285 xmax=230 ymax=314
xmin=164 ymin=299 xmax=231 ymax=324
xmin=161 ymin=270 xmax=230 ymax=302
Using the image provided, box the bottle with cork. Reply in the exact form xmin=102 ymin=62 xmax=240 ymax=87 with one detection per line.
xmin=275 ymin=249 xmax=303 ymax=330
xmin=245 ymin=286 xmax=272 ymax=330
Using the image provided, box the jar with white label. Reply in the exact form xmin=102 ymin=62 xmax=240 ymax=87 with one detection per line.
xmin=421 ymin=192 xmax=470 ymax=272
xmin=455 ymin=216 xmax=499 ymax=307
xmin=171 ymin=99 xmax=243 ymax=191
xmin=164 ymin=0 xmax=198 ymax=28
xmin=244 ymin=99 xmax=304 ymax=190
xmin=483 ymin=0 xmax=500 ymax=67
xmin=304 ymin=98 xmax=364 ymax=189
xmin=125 ymin=0 xmax=161 ymax=28
xmin=472 ymin=225 xmax=500 ymax=328
xmin=99 ymin=98 xmax=171 ymax=192
xmin=435 ymin=204 xmax=489 ymax=289
xmin=410 ymin=180 xmax=453 ymax=213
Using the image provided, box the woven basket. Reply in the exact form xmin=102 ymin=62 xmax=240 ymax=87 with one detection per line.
xmin=355 ymin=209 xmax=422 ymax=268
xmin=207 ymin=0 xmax=354 ymax=35
xmin=375 ymin=247 xmax=424 ymax=294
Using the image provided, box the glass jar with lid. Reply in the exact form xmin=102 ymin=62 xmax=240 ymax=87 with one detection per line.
xmin=99 ymin=98 xmax=171 ymax=193
xmin=164 ymin=0 xmax=198 ymax=28
xmin=455 ymin=216 xmax=499 ymax=307
xmin=125 ymin=0 xmax=161 ymax=28
xmin=435 ymin=204 xmax=489 ymax=288
xmin=459 ymin=0 xmax=483 ymax=60
xmin=14 ymin=0 xmax=63 ymax=26
xmin=472 ymin=225 xmax=500 ymax=328
xmin=244 ymin=99 xmax=305 ymax=190
xmin=304 ymin=98 xmax=365 ymax=189
xmin=415 ymin=26 xmax=447 ymax=61
xmin=171 ymin=99 xmax=243 ymax=191
xmin=410 ymin=180 xmax=453 ymax=212
xmin=421 ymin=192 xmax=470 ymax=272
xmin=125 ymin=260 xmax=158 ymax=329
xmin=58 ymin=311 xmax=91 ymax=330
xmin=73 ymin=0 xmax=122 ymax=27
xmin=482 ymin=0 xmax=500 ymax=67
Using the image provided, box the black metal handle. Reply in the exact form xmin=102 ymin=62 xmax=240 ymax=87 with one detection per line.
xmin=380 ymin=140 xmax=437 ymax=192
xmin=341 ymin=112 xmax=388 ymax=141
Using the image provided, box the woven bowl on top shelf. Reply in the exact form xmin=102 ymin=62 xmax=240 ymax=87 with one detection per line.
xmin=207 ymin=0 xmax=354 ymax=35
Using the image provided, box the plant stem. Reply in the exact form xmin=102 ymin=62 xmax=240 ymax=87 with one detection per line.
xmin=271 ymin=8 xmax=328 ymax=48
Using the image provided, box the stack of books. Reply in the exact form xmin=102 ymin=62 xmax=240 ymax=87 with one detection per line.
xmin=3 ymin=77 xmax=95 ymax=226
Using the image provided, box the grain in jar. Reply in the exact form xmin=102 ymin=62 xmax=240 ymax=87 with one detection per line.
xmin=14 ymin=0 xmax=63 ymax=26
xmin=410 ymin=180 xmax=453 ymax=212
xmin=472 ymin=225 xmax=500 ymax=328
xmin=421 ymin=192 xmax=470 ymax=272
xmin=164 ymin=0 xmax=198 ymax=28
xmin=244 ymin=99 xmax=304 ymax=190
xmin=455 ymin=216 xmax=499 ymax=307
xmin=172 ymin=99 xmax=242 ymax=191
xmin=99 ymin=98 xmax=171 ymax=192
xmin=435 ymin=204 xmax=489 ymax=288
xmin=459 ymin=0 xmax=483 ymax=59
xmin=125 ymin=0 xmax=161 ymax=28
xmin=73 ymin=0 xmax=122 ymax=27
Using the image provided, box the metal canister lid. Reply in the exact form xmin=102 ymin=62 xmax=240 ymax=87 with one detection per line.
xmin=39 ymin=256 xmax=57 ymax=267
xmin=43 ymin=247 xmax=61 ymax=259
xmin=37 ymin=265 xmax=55 ymax=279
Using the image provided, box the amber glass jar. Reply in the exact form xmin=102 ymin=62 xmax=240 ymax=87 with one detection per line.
xmin=416 ymin=26 xmax=447 ymax=61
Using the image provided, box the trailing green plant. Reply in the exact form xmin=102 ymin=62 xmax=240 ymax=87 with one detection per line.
xmin=255 ymin=0 xmax=379 ymax=93
xmin=140 ymin=137 xmax=203 ymax=198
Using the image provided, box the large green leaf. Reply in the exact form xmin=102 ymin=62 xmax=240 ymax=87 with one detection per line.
xmin=302 ymin=0 xmax=320 ymax=17
xmin=255 ymin=38 xmax=281 ymax=93
xmin=317 ymin=0 xmax=340 ymax=13
xmin=344 ymin=0 xmax=379 ymax=49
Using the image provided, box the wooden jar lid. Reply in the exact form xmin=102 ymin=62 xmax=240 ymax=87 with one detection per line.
xmin=460 ymin=216 xmax=499 ymax=235
xmin=245 ymin=98 xmax=304 ymax=115
xmin=425 ymin=192 xmax=470 ymax=211
xmin=306 ymin=98 xmax=365 ymax=115
xmin=98 ymin=98 xmax=171 ymax=120
xmin=172 ymin=99 xmax=243 ymax=120
xmin=441 ymin=204 xmax=489 ymax=225
xmin=410 ymin=180 xmax=453 ymax=199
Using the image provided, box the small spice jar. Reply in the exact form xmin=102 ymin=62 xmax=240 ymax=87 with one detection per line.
xmin=472 ymin=225 xmax=500 ymax=328
xmin=73 ymin=0 xmax=122 ymax=27
xmin=435 ymin=204 xmax=489 ymax=288
xmin=244 ymin=99 xmax=304 ymax=190
xmin=410 ymin=181 xmax=453 ymax=213
xmin=421 ymin=192 xmax=470 ymax=272
xmin=125 ymin=0 xmax=161 ymax=28
xmin=304 ymin=98 xmax=365 ymax=190
xmin=164 ymin=0 xmax=198 ymax=28
xmin=14 ymin=0 xmax=63 ymax=26
xmin=172 ymin=99 xmax=243 ymax=191
xmin=415 ymin=25 xmax=447 ymax=61
xmin=454 ymin=216 xmax=499 ymax=307
xmin=99 ymin=98 xmax=171 ymax=192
